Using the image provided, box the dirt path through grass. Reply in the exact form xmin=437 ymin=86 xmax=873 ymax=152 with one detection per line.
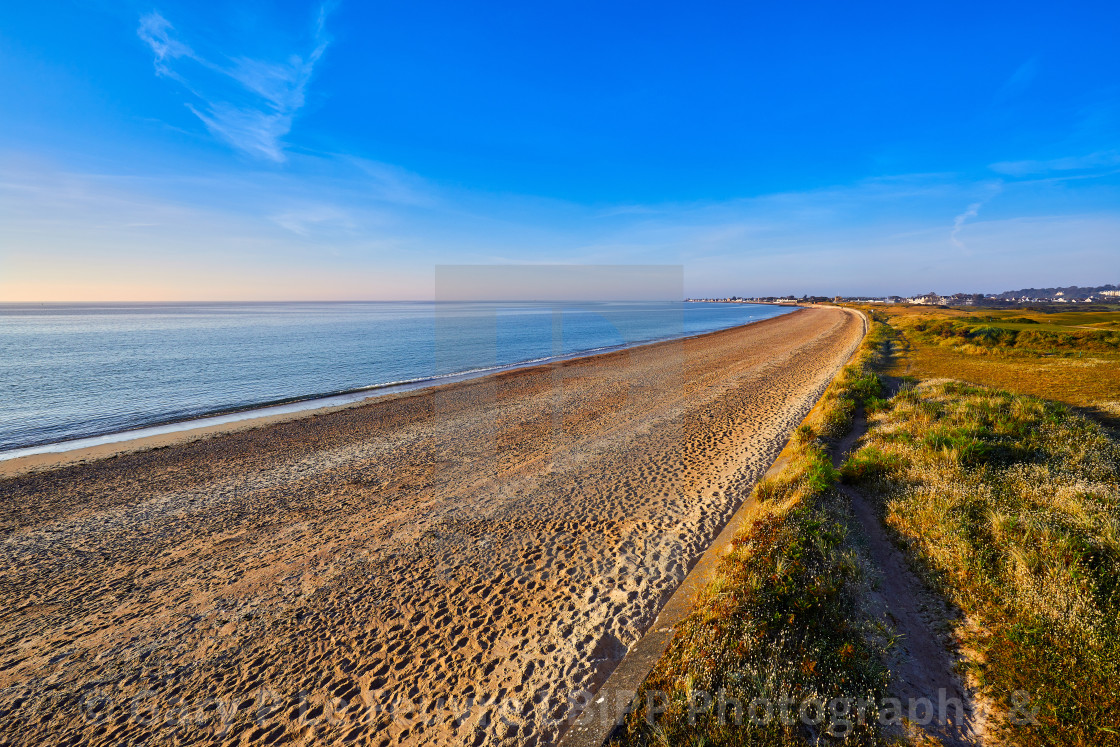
xmin=835 ymin=408 xmax=987 ymax=745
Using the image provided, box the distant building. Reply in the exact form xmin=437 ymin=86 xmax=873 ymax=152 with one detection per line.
xmin=907 ymin=292 xmax=942 ymax=305
xmin=942 ymin=293 xmax=979 ymax=306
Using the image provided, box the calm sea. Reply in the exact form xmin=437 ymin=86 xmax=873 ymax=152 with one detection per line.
xmin=0 ymin=301 xmax=793 ymax=454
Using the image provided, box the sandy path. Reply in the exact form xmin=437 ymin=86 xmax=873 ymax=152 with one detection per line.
xmin=0 ymin=307 xmax=863 ymax=747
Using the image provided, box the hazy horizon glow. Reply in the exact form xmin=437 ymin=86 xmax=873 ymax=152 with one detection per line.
xmin=1 ymin=2 xmax=1118 ymax=301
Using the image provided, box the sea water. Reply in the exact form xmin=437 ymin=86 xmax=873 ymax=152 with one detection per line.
xmin=0 ymin=301 xmax=793 ymax=454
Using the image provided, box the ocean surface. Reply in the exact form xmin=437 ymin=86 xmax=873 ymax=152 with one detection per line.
xmin=0 ymin=301 xmax=793 ymax=454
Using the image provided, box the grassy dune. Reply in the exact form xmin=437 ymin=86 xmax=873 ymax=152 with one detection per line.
xmin=881 ymin=305 xmax=1120 ymax=427
xmin=844 ymin=380 xmax=1120 ymax=745
xmin=618 ymin=305 xmax=1120 ymax=746
xmin=847 ymin=306 xmax=1120 ymax=745
xmin=615 ymin=319 xmax=894 ymax=746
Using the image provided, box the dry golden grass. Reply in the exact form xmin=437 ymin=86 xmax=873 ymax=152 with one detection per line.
xmin=843 ymin=378 xmax=1120 ymax=745
xmin=856 ymin=305 xmax=1120 ymax=429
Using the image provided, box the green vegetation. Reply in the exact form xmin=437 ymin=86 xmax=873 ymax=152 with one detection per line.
xmin=866 ymin=305 xmax=1120 ymax=428
xmin=906 ymin=316 xmax=1120 ymax=354
xmin=617 ymin=306 xmax=1120 ymax=746
xmin=615 ymin=319 xmax=895 ymax=746
xmin=843 ymin=381 xmax=1120 ymax=745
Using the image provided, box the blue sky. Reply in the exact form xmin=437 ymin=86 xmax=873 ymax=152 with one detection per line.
xmin=1 ymin=1 xmax=1118 ymax=300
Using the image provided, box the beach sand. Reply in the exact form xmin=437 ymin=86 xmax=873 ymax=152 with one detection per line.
xmin=0 ymin=306 xmax=863 ymax=746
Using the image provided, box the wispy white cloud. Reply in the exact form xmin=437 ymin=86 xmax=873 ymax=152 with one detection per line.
xmin=4 ymin=151 xmax=1118 ymax=301
xmin=270 ymin=204 xmax=357 ymax=236
xmin=990 ymin=150 xmax=1120 ymax=177
xmin=346 ymin=158 xmax=440 ymax=208
xmin=950 ymin=201 xmax=982 ymax=250
xmin=137 ymin=6 xmax=331 ymax=162
xmin=187 ymin=104 xmax=293 ymax=162
xmin=137 ymin=12 xmax=193 ymax=78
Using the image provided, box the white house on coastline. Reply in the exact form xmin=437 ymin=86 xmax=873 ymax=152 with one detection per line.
xmin=907 ymin=292 xmax=942 ymax=305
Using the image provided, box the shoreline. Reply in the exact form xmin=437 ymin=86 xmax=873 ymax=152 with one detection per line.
xmin=0 ymin=308 xmax=802 ymax=476
xmin=0 ymin=306 xmax=863 ymax=747
xmin=558 ymin=308 xmax=869 ymax=746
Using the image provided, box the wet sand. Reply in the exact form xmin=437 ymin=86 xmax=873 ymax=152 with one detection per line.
xmin=0 ymin=306 xmax=864 ymax=746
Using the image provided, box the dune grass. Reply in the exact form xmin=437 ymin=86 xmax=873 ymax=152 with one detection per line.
xmin=865 ymin=305 xmax=1120 ymax=429
xmin=842 ymin=381 xmax=1120 ymax=745
xmin=613 ymin=318 xmax=896 ymax=746
xmin=905 ymin=316 xmax=1120 ymax=353
xmin=616 ymin=306 xmax=1120 ymax=746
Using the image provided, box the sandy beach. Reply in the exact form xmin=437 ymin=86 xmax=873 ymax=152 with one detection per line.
xmin=0 ymin=306 xmax=863 ymax=746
